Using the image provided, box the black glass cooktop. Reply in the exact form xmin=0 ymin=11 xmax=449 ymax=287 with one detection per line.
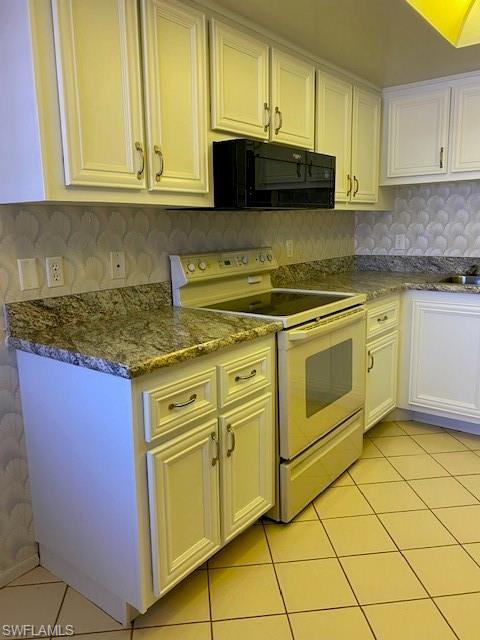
xmin=205 ymin=290 xmax=347 ymax=317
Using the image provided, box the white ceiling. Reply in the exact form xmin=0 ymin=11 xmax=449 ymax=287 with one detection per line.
xmin=212 ymin=0 xmax=480 ymax=87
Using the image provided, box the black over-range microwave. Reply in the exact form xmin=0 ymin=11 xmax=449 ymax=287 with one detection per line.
xmin=213 ymin=138 xmax=335 ymax=209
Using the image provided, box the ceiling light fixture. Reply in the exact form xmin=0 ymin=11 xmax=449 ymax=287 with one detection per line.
xmin=406 ymin=0 xmax=480 ymax=47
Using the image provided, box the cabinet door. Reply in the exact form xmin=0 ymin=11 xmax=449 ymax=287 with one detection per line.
xmin=385 ymin=88 xmax=450 ymax=178
xmin=220 ymin=394 xmax=274 ymax=542
xmin=271 ymin=49 xmax=315 ymax=149
xmin=409 ymin=300 xmax=480 ymax=420
xmin=52 ymin=0 xmax=145 ymax=188
xmin=351 ymin=87 xmax=381 ymax=203
xmin=451 ymin=82 xmax=480 ymax=173
xmin=210 ymin=20 xmax=269 ymax=139
xmin=365 ymin=332 xmax=399 ymax=431
xmin=141 ymin=0 xmax=208 ymax=193
xmin=147 ymin=418 xmax=221 ymax=595
xmin=316 ymin=72 xmax=353 ymax=202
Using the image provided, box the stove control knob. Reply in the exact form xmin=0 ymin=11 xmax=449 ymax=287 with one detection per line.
xmin=267 ymin=254 xmax=273 ymax=262
xmin=198 ymin=261 xmax=207 ymax=271
xmin=259 ymin=254 xmax=266 ymax=263
xmin=187 ymin=262 xmax=196 ymax=273
xmin=241 ymin=256 xmax=249 ymax=265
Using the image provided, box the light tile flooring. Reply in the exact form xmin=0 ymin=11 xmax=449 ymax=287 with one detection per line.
xmin=4 ymin=420 xmax=480 ymax=639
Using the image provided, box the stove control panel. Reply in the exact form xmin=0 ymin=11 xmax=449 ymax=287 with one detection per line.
xmin=171 ymin=248 xmax=277 ymax=282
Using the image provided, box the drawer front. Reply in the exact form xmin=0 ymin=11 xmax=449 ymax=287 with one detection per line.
xmin=218 ymin=348 xmax=272 ymax=408
xmin=143 ymin=368 xmax=216 ymax=442
xmin=367 ymin=297 xmax=400 ymax=339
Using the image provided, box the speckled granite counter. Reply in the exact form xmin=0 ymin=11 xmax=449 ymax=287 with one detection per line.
xmin=5 ymin=285 xmax=281 ymax=378
xmin=277 ymin=271 xmax=480 ymax=300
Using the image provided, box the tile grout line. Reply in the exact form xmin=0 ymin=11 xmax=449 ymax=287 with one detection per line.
xmin=260 ymin=522 xmax=294 ymax=639
xmin=313 ymin=501 xmax=380 ymax=640
xmin=206 ymin=561 xmax=214 ymax=639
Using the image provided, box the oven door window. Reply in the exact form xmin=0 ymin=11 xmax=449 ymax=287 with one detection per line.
xmin=305 ymin=339 xmax=353 ymax=418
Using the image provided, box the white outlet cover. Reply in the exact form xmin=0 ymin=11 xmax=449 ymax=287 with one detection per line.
xmin=286 ymin=240 xmax=294 ymax=258
xmin=394 ymin=234 xmax=406 ymax=252
xmin=110 ymin=251 xmax=126 ymax=279
xmin=45 ymin=256 xmax=64 ymax=288
xmin=17 ymin=258 xmax=39 ymax=290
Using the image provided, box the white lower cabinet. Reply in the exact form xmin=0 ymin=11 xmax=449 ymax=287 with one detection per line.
xmin=144 ymin=337 xmax=275 ymax=598
xmin=364 ymin=296 xmax=400 ymax=431
xmin=147 ymin=418 xmax=221 ymax=596
xmin=365 ymin=332 xmax=399 ymax=431
xmin=401 ymin=291 xmax=480 ymax=421
xmin=220 ymin=394 xmax=274 ymax=542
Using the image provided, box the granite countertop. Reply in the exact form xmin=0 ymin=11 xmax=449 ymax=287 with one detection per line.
xmin=6 ymin=301 xmax=281 ymax=379
xmin=280 ymin=271 xmax=480 ymax=300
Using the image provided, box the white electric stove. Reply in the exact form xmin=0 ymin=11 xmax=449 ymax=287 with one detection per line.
xmin=170 ymin=248 xmax=366 ymax=521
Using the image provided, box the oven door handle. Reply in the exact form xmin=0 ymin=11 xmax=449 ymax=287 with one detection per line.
xmin=287 ymin=307 xmax=366 ymax=343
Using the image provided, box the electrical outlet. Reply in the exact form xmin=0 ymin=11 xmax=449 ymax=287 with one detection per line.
xmin=110 ymin=251 xmax=126 ymax=279
xmin=45 ymin=256 xmax=64 ymax=287
xmin=17 ymin=258 xmax=39 ymax=290
xmin=286 ymin=240 xmax=294 ymax=258
xmin=394 ymin=234 xmax=406 ymax=252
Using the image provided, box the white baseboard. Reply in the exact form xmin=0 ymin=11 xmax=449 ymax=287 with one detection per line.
xmin=0 ymin=553 xmax=39 ymax=587
xmin=386 ymin=407 xmax=480 ymax=436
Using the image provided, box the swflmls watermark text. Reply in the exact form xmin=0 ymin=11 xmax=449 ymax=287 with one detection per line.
xmin=2 ymin=625 xmax=74 ymax=637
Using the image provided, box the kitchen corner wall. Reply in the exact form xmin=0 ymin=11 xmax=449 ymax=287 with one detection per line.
xmin=0 ymin=203 xmax=354 ymax=582
xmin=355 ymin=180 xmax=480 ymax=256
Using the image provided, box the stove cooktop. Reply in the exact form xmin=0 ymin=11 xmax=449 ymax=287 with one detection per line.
xmin=204 ymin=289 xmax=350 ymax=317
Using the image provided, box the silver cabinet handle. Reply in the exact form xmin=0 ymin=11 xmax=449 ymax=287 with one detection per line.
xmin=346 ymin=174 xmax=352 ymax=197
xmin=440 ymin=146 xmax=444 ymax=169
xmin=263 ymin=102 xmax=271 ymax=132
xmin=235 ymin=369 xmax=257 ymax=382
xmin=226 ymin=424 xmax=236 ymax=457
xmin=377 ymin=315 xmax=388 ymax=323
xmin=353 ymin=175 xmax=359 ymax=196
xmin=368 ymin=352 xmax=374 ymax=372
xmin=211 ymin=432 xmax=219 ymax=466
xmin=168 ymin=393 xmax=197 ymax=410
xmin=135 ymin=141 xmax=144 ymax=180
xmin=274 ymin=106 xmax=283 ymax=134
xmin=154 ymin=145 xmax=163 ymax=181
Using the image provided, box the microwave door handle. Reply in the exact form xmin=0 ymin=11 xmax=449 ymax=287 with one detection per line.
xmin=288 ymin=307 xmax=366 ymax=343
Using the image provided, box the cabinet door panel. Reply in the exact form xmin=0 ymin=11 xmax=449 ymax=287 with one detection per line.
xmin=385 ymin=88 xmax=450 ymax=178
xmin=147 ymin=419 xmax=220 ymax=595
xmin=451 ymin=82 xmax=480 ymax=172
xmin=365 ymin=332 xmax=399 ymax=431
xmin=409 ymin=300 xmax=480 ymax=419
xmin=316 ymin=72 xmax=353 ymax=202
xmin=142 ymin=0 xmax=208 ymax=193
xmin=271 ymin=49 xmax=315 ymax=149
xmin=351 ymin=87 xmax=381 ymax=203
xmin=210 ymin=20 xmax=269 ymax=139
xmin=52 ymin=0 xmax=145 ymax=188
xmin=220 ymin=394 xmax=274 ymax=542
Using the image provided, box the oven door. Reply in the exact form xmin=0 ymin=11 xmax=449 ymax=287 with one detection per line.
xmin=277 ymin=307 xmax=366 ymax=459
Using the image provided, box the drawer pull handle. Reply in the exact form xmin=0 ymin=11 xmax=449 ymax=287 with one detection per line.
xmin=168 ymin=393 xmax=197 ymax=410
xmin=226 ymin=424 xmax=236 ymax=457
xmin=211 ymin=432 xmax=219 ymax=466
xmin=235 ymin=369 xmax=257 ymax=382
xmin=377 ymin=315 xmax=388 ymax=323
xmin=368 ymin=352 xmax=374 ymax=372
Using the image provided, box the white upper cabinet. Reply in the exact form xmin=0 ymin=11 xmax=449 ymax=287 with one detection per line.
xmin=316 ymin=72 xmax=353 ymax=202
xmin=451 ymin=81 xmax=480 ymax=173
xmin=271 ymin=49 xmax=315 ymax=149
xmin=383 ymin=87 xmax=451 ymax=179
xmin=210 ymin=20 xmax=269 ymax=139
xmin=52 ymin=0 xmax=146 ymax=189
xmin=317 ymin=74 xmax=380 ymax=204
xmin=141 ymin=0 xmax=208 ymax=193
xmin=351 ymin=87 xmax=381 ymax=202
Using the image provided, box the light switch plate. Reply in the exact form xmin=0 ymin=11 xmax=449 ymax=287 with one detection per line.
xmin=17 ymin=258 xmax=39 ymax=290
xmin=286 ymin=240 xmax=294 ymax=258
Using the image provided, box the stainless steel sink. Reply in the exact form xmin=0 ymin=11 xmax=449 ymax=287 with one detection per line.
xmin=443 ymin=275 xmax=480 ymax=285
